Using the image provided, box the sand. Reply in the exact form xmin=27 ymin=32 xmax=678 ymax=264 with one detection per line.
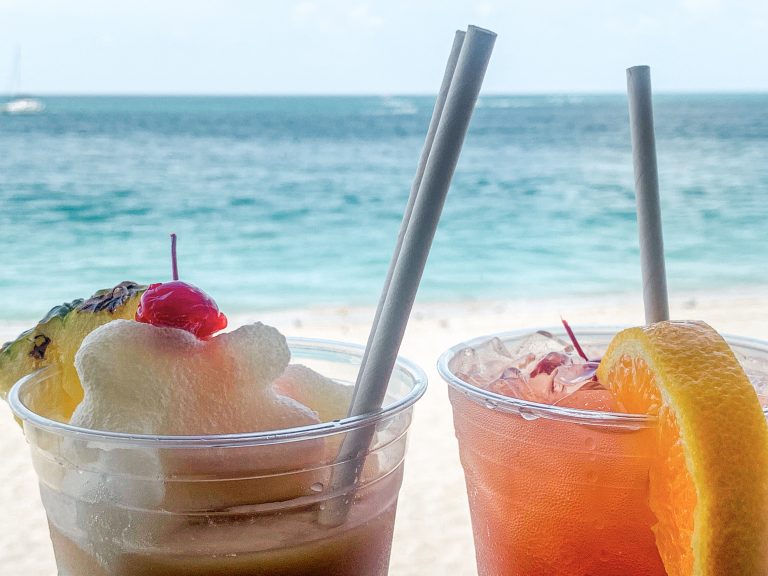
xmin=0 ymin=290 xmax=766 ymax=575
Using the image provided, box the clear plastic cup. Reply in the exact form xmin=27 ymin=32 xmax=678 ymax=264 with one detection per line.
xmin=438 ymin=327 xmax=768 ymax=576
xmin=10 ymin=337 xmax=427 ymax=576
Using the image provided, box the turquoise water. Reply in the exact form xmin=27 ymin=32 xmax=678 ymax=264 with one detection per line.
xmin=1 ymin=95 xmax=766 ymax=320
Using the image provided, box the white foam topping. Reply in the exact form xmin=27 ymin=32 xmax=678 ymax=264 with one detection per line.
xmin=71 ymin=320 xmax=320 ymax=435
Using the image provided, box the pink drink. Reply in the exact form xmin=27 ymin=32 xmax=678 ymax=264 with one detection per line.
xmin=438 ymin=328 xmax=768 ymax=576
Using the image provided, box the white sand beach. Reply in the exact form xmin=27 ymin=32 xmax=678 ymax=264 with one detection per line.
xmin=0 ymin=290 xmax=766 ymax=575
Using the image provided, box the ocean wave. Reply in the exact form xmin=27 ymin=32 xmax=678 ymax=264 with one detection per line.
xmin=1 ymin=95 xmax=767 ymax=318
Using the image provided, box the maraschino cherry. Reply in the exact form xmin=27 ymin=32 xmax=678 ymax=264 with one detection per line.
xmin=136 ymin=234 xmax=227 ymax=339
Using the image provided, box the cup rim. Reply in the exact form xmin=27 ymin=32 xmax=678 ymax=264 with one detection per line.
xmin=437 ymin=325 xmax=768 ymax=428
xmin=9 ymin=336 xmax=428 ymax=447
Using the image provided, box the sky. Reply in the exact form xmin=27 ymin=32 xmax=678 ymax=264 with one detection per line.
xmin=1 ymin=0 xmax=767 ymax=95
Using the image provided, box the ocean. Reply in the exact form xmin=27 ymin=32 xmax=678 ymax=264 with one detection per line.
xmin=1 ymin=95 xmax=766 ymax=321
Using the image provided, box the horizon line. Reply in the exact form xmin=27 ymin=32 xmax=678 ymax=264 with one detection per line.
xmin=4 ymin=89 xmax=768 ymax=98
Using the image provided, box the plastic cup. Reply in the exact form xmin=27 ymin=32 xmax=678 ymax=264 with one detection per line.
xmin=438 ymin=327 xmax=768 ymax=576
xmin=9 ymin=337 xmax=427 ymax=576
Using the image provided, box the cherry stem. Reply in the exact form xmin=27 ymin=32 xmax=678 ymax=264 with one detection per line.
xmin=561 ymin=317 xmax=590 ymax=362
xmin=170 ymin=233 xmax=179 ymax=281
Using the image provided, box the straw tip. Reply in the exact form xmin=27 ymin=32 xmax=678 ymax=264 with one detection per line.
xmin=467 ymin=24 xmax=497 ymax=38
xmin=627 ymin=65 xmax=650 ymax=76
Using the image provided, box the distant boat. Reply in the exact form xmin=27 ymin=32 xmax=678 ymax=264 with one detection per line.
xmin=1 ymin=47 xmax=44 ymax=114
xmin=1 ymin=96 xmax=44 ymax=114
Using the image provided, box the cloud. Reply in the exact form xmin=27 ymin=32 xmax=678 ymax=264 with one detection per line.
xmin=290 ymin=2 xmax=382 ymax=31
xmin=475 ymin=2 xmax=494 ymax=18
xmin=347 ymin=4 xmax=384 ymax=29
xmin=291 ymin=1 xmax=320 ymax=25
xmin=680 ymin=0 xmax=722 ymax=16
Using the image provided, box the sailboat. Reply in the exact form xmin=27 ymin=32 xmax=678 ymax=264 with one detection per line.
xmin=1 ymin=97 xmax=44 ymax=114
xmin=1 ymin=48 xmax=44 ymax=114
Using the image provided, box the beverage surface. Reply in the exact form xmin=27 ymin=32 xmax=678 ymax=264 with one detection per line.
xmin=449 ymin=328 xmax=620 ymax=411
xmin=450 ymin=323 xmax=768 ymax=411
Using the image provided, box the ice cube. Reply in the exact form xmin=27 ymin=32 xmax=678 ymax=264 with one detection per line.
xmin=509 ymin=331 xmax=590 ymax=377
xmin=449 ymin=337 xmax=517 ymax=388
xmin=517 ymin=361 xmax=614 ymax=406
xmin=490 ymin=367 xmax=564 ymax=405
xmin=451 ymin=333 xmax=619 ymax=410
xmin=552 ymin=362 xmax=600 ymax=395
xmin=506 ymin=331 xmax=574 ymax=365
xmin=487 ymin=366 xmax=529 ymax=398
xmin=550 ymin=362 xmax=623 ymax=411
xmin=530 ymin=351 xmax=572 ymax=377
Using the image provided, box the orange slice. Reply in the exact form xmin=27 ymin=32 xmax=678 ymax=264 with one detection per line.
xmin=596 ymin=320 xmax=768 ymax=576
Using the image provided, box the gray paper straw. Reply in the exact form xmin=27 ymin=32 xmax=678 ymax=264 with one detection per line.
xmin=627 ymin=65 xmax=670 ymax=324
xmin=319 ymin=25 xmax=496 ymax=526
xmin=350 ymin=29 xmax=465 ymax=410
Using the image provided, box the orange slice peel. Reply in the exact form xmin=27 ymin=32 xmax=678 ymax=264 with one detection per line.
xmin=596 ymin=320 xmax=768 ymax=576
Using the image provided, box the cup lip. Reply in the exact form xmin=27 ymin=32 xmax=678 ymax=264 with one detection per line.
xmin=8 ymin=336 xmax=428 ymax=448
xmin=437 ymin=325 xmax=768 ymax=428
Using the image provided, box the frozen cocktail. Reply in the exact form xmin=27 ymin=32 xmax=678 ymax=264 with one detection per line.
xmin=2 ymin=280 xmax=426 ymax=575
xmin=438 ymin=321 xmax=768 ymax=576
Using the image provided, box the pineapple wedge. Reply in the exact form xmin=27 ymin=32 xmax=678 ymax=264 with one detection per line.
xmin=0 ymin=281 xmax=146 ymax=422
